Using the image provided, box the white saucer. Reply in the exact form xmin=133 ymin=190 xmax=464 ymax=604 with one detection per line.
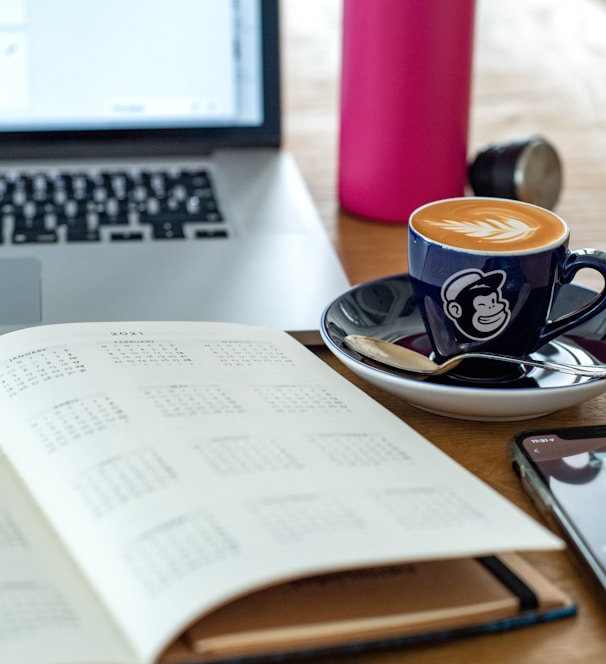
xmin=320 ymin=274 xmax=606 ymax=421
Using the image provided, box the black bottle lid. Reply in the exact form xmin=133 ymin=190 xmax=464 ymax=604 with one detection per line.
xmin=468 ymin=136 xmax=563 ymax=210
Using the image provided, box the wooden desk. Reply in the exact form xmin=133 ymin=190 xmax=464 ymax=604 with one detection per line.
xmin=282 ymin=0 xmax=606 ymax=661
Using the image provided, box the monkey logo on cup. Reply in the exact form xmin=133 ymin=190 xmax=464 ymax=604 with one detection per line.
xmin=441 ymin=269 xmax=511 ymax=341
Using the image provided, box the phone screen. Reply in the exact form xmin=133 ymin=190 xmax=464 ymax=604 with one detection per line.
xmin=515 ymin=427 xmax=606 ymax=577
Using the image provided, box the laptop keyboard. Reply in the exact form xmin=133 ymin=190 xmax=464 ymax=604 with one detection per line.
xmin=0 ymin=168 xmax=228 ymax=244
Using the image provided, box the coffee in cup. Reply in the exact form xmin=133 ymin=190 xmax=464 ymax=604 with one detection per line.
xmin=408 ymin=197 xmax=606 ymax=381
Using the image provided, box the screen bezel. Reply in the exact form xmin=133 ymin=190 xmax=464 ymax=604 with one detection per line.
xmin=0 ymin=0 xmax=281 ymax=161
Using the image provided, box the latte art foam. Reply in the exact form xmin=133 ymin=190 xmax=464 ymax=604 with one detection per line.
xmin=410 ymin=199 xmax=567 ymax=252
xmin=427 ymin=216 xmax=536 ymax=243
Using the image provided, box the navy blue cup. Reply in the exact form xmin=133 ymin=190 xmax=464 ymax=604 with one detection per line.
xmin=408 ymin=198 xmax=606 ymax=381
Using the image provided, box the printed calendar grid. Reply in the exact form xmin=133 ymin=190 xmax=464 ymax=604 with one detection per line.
xmin=71 ymin=448 xmax=178 ymax=520
xmin=200 ymin=340 xmax=297 ymax=368
xmin=123 ymin=512 xmax=240 ymax=597
xmin=0 ymin=347 xmax=86 ymax=399
xmin=0 ymin=583 xmax=77 ymax=641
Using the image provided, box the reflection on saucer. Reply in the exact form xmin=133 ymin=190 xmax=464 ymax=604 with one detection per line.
xmin=321 ymin=274 xmax=606 ymax=421
xmin=385 ymin=332 xmax=540 ymax=388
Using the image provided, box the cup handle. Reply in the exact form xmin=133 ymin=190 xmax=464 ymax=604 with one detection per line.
xmin=537 ymin=248 xmax=606 ymax=348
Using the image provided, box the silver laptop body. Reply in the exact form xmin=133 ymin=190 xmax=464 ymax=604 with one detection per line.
xmin=0 ymin=0 xmax=349 ymax=342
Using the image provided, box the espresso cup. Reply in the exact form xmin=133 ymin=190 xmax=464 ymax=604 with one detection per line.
xmin=408 ymin=197 xmax=606 ymax=381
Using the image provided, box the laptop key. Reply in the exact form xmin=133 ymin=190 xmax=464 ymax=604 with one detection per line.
xmin=67 ymin=228 xmax=101 ymax=242
xmin=110 ymin=231 xmax=145 ymax=241
xmin=140 ymin=209 xmax=204 ymax=224
xmin=151 ymin=221 xmax=186 ymax=240
xmin=195 ymin=229 xmax=229 ymax=239
xmin=13 ymin=229 xmax=58 ymax=244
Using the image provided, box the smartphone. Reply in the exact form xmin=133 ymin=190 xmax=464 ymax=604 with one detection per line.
xmin=508 ymin=425 xmax=606 ymax=593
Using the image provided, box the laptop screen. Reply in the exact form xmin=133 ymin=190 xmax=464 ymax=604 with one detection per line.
xmin=0 ymin=0 xmax=280 ymax=158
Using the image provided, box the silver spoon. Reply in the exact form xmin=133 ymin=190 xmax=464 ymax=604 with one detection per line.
xmin=343 ymin=334 xmax=606 ymax=379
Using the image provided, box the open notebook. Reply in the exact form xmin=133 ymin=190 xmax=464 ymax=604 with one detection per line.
xmin=0 ymin=0 xmax=349 ymax=342
xmin=0 ymin=321 xmax=575 ymax=664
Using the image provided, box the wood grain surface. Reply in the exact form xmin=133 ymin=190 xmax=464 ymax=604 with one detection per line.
xmin=281 ymin=1 xmax=606 ymax=661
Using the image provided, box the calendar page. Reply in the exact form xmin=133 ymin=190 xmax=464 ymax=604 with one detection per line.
xmin=0 ymin=456 xmax=135 ymax=664
xmin=0 ymin=322 xmax=561 ymax=664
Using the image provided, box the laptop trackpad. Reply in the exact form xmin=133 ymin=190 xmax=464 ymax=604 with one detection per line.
xmin=0 ymin=258 xmax=42 ymax=325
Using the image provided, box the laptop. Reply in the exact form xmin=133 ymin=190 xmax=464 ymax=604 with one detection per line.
xmin=0 ymin=0 xmax=349 ymax=343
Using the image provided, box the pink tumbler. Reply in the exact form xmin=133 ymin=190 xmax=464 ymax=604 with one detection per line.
xmin=338 ymin=0 xmax=476 ymax=224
